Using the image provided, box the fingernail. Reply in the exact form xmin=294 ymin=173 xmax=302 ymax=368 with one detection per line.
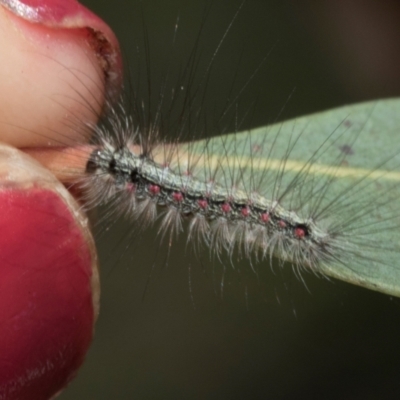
xmin=0 ymin=0 xmax=122 ymax=100
xmin=0 ymin=144 xmax=99 ymax=399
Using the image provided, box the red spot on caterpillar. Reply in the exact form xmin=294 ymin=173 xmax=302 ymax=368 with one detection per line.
xmin=260 ymin=212 xmax=269 ymax=223
xmin=221 ymin=203 xmax=231 ymax=213
xmin=241 ymin=207 xmax=250 ymax=217
xmin=149 ymin=184 xmax=161 ymax=196
xmin=126 ymin=182 xmax=135 ymax=192
xmin=198 ymin=199 xmax=208 ymax=209
xmin=294 ymin=227 xmax=306 ymax=239
xmin=172 ymin=192 xmax=184 ymax=202
xmin=279 ymin=220 xmax=286 ymax=228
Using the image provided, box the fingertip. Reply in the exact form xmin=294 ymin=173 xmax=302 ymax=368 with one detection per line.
xmin=1 ymin=0 xmax=122 ymax=97
xmin=0 ymin=0 xmax=122 ymax=147
xmin=0 ymin=143 xmax=99 ymax=399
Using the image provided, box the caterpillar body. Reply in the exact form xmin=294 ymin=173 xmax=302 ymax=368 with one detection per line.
xmin=17 ymin=0 xmax=400 ymax=299
xmin=48 ymin=96 xmax=399 ymax=299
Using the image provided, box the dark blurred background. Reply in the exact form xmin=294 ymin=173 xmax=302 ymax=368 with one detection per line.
xmin=61 ymin=1 xmax=400 ymax=399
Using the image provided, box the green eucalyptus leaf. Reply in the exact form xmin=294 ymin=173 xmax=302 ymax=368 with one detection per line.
xmin=179 ymin=98 xmax=400 ymax=297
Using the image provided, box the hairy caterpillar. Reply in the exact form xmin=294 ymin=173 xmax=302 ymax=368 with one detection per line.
xmin=28 ymin=96 xmax=400 ymax=296
xmin=22 ymin=2 xmax=400 ymax=298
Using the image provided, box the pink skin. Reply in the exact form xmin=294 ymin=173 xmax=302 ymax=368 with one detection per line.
xmin=0 ymin=1 xmax=122 ymax=399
